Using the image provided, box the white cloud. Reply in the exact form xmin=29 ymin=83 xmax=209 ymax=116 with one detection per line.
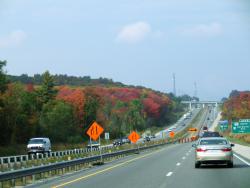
xmin=181 ymin=22 xmax=223 ymax=37
xmin=117 ymin=22 xmax=152 ymax=44
xmin=0 ymin=30 xmax=27 ymax=48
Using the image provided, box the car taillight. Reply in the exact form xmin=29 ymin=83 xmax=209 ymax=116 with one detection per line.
xmin=222 ymin=148 xmax=232 ymax=152
xmin=196 ymin=148 xmax=206 ymax=152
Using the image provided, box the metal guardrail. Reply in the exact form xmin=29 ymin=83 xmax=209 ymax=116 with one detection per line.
xmin=0 ymin=145 xmax=113 ymax=165
xmin=0 ymin=141 xmax=175 ymax=185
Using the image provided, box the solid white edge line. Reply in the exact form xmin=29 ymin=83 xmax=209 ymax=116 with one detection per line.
xmin=233 ymin=154 xmax=250 ymax=166
xmin=166 ymin=172 xmax=173 ymax=177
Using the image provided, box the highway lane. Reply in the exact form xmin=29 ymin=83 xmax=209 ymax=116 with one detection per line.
xmin=33 ymin=142 xmax=250 ymax=188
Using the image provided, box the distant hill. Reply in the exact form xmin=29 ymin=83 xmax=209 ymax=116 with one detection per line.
xmin=7 ymin=74 xmax=127 ymax=88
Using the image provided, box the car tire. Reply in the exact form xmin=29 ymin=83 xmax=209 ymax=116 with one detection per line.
xmin=227 ymin=162 xmax=233 ymax=168
xmin=195 ymin=162 xmax=200 ymax=168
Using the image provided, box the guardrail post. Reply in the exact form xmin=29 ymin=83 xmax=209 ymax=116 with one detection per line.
xmin=0 ymin=181 xmax=2 ymax=188
xmin=32 ymin=174 xmax=35 ymax=183
xmin=22 ymin=175 xmax=26 ymax=186
xmin=11 ymin=178 xmax=15 ymax=187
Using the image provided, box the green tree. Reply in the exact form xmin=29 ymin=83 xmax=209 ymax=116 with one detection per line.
xmin=37 ymin=71 xmax=56 ymax=106
xmin=83 ymin=88 xmax=102 ymax=129
xmin=125 ymin=99 xmax=145 ymax=131
xmin=39 ymin=101 xmax=79 ymax=143
xmin=0 ymin=83 xmax=35 ymax=145
xmin=0 ymin=60 xmax=8 ymax=93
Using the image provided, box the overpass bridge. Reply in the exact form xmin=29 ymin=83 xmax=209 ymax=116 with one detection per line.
xmin=181 ymin=100 xmax=222 ymax=110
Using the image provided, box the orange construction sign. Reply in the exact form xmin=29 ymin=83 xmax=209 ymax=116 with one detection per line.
xmin=169 ymin=131 xmax=175 ymax=138
xmin=128 ymin=131 xmax=140 ymax=143
xmin=86 ymin=121 xmax=104 ymax=141
xmin=188 ymin=128 xmax=197 ymax=132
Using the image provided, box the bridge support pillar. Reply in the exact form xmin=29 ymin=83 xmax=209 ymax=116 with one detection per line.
xmin=189 ymin=102 xmax=192 ymax=110
xmin=202 ymin=104 xmax=205 ymax=108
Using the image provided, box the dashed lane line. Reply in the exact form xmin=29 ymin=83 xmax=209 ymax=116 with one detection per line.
xmin=166 ymin=172 xmax=173 ymax=177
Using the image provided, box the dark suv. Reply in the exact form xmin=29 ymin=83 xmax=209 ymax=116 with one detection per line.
xmin=201 ymin=131 xmax=221 ymax=138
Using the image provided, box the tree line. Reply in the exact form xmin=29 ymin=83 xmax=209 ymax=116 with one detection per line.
xmin=0 ymin=60 xmax=191 ymax=146
xmin=7 ymin=73 xmax=125 ymax=87
xmin=222 ymin=90 xmax=250 ymax=121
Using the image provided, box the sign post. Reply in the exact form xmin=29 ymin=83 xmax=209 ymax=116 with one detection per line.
xmin=86 ymin=121 xmax=104 ymax=161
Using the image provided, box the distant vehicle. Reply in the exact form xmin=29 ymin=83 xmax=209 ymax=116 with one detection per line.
xmin=113 ymin=139 xmax=124 ymax=146
xmin=182 ymin=123 xmax=186 ymax=126
xmin=201 ymin=131 xmax=221 ymax=138
xmin=113 ymin=137 xmax=130 ymax=146
xmin=122 ymin=137 xmax=130 ymax=144
xmin=144 ymin=136 xmax=151 ymax=142
xmin=202 ymin=126 xmax=208 ymax=131
xmin=27 ymin=138 xmax=51 ymax=154
xmin=87 ymin=141 xmax=100 ymax=149
xmin=184 ymin=112 xmax=192 ymax=119
xmin=192 ymin=137 xmax=234 ymax=168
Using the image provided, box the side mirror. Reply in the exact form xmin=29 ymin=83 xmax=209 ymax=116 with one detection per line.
xmin=192 ymin=144 xmax=196 ymax=148
xmin=230 ymin=143 xmax=235 ymax=147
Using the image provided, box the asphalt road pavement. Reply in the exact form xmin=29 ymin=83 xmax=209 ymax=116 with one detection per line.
xmin=32 ymin=142 xmax=250 ymax=188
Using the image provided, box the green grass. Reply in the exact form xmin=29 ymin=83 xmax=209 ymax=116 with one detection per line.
xmin=225 ymin=136 xmax=250 ymax=147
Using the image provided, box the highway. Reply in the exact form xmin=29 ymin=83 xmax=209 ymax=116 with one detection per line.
xmin=27 ymin=107 xmax=250 ymax=188
xmin=32 ymin=142 xmax=250 ymax=188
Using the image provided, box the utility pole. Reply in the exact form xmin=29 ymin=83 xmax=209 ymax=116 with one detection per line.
xmin=173 ymin=73 xmax=176 ymax=96
xmin=194 ymin=82 xmax=197 ymax=98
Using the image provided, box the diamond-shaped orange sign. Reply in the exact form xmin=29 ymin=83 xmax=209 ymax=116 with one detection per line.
xmin=169 ymin=131 xmax=175 ymax=138
xmin=128 ymin=131 xmax=140 ymax=143
xmin=86 ymin=121 xmax=104 ymax=141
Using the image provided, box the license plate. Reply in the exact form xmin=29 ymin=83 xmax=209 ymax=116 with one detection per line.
xmin=208 ymin=150 xmax=220 ymax=153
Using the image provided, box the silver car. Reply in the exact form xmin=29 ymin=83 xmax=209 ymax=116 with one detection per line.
xmin=192 ymin=137 xmax=234 ymax=168
xmin=27 ymin=138 xmax=51 ymax=154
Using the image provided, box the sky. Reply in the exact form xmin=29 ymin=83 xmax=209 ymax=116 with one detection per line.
xmin=0 ymin=0 xmax=250 ymax=100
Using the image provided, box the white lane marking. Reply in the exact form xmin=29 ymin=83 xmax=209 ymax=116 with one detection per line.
xmin=182 ymin=156 xmax=186 ymax=160
xmin=186 ymin=153 xmax=189 ymax=156
xmin=176 ymin=162 xmax=181 ymax=166
xmin=234 ymin=154 xmax=250 ymax=166
xmin=166 ymin=172 xmax=173 ymax=177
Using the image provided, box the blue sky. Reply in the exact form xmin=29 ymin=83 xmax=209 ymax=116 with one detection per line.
xmin=0 ymin=0 xmax=249 ymax=100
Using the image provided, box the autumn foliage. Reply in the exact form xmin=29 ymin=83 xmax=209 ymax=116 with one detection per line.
xmin=222 ymin=91 xmax=250 ymax=120
xmin=0 ymin=62 xmax=184 ymax=147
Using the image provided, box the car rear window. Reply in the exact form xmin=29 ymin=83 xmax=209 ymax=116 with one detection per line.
xmin=28 ymin=139 xmax=44 ymax=144
xmin=199 ymin=139 xmax=228 ymax=145
xmin=202 ymin=132 xmax=220 ymax=137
